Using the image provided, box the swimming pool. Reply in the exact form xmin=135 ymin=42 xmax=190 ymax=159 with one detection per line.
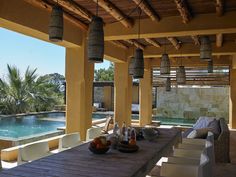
xmin=0 ymin=112 xmax=195 ymax=140
xmin=0 ymin=112 xmax=111 ymax=140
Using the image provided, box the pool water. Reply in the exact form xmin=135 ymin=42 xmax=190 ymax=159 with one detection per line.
xmin=0 ymin=112 xmax=110 ymax=139
xmin=0 ymin=115 xmax=65 ymax=139
xmin=0 ymin=112 xmax=195 ymax=139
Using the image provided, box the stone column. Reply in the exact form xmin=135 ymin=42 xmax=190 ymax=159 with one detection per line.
xmin=65 ymin=34 xmax=94 ymax=140
xmin=139 ymin=60 xmax=153 ymax=126
xmin=103 ymin=86 xmax=112 ymax=111
xmin=114 ymin=62 xmax=132 ymax=127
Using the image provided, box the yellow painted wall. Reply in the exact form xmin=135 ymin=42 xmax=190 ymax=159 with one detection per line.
xmin=132 ymin=86 xmax=139 ymax=104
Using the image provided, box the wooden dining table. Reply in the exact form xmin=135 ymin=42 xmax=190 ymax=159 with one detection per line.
xmin=0 ymin=128 xmax=181 ymax=177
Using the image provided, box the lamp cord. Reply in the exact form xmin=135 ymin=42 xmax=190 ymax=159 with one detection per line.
xmin=96 ymin=0 xmax=98 ymax=16
xmin=138 ymin=8 xmax=141 ymax=40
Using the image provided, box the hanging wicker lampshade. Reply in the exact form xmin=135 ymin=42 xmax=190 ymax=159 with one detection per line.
xmin=128 ymin=56 xmax=135 ymax=76
xmin=88 ymin=16 xmax=104 ymax=63
xmin=166 ymin=77 xmax=171 ymax=91
xmin=160 ymin=53 xmax=170 ymax=75
xmin=133 ymin=48 xmax=144 ymax=79
xmin=49 ymin=6 xmax=63 ymax=42
xmin=208 ymin=60 xmax=213 ymax=73
xmin=176 ymin=66 xmax=186 ymax=84
xmin=200 ymin=36 xmax=212 ymax=61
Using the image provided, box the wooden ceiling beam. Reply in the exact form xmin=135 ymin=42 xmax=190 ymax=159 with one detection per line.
xmin=51 ymin=0 xmax=93 ymax=21
xmin=132 ymin=0 xmax=160 ymax=22
xmin=151 ymin=56 xmax=231 ymax=67
xmin=191 ymin=35 xmax=200 ymax=46
xmin=24 ymin=0 xmax=88 ymax=31
xmin=109 ymin=41 xmax=128 ymax=50
xmin=174 ymin=0 xmax=192 ymax=23
xmin=131 ymin=42 xmax=236 ymax=58
xmin=216 ymin=0 xmax=224 ymax=16
xmin=216 ymin=33 xmax=223 ymax=47
xmin=144 ymin=38 xmax=161 ymax=48
xmin=125 ymin=39 xmax=145 ymax=50
xmin=104 ymin=11 xmax=236 ymax=41
xmin=153 ymin=80 xmax=229 ymax=86
xmin=167 ymin=37 xmax=181 ymax=50
xmin=93 ymin=0 xmax=133 ymax=28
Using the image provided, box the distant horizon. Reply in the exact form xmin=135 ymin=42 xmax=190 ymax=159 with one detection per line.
xmin=0 ymin=28 xmax=111 ymax=78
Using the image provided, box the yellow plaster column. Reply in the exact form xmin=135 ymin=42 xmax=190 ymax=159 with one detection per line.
xmin=132 ymin=85 xmax=139 ymax=103
xmin=229 ymin=55 xmax=236 ymax=129
xmin=114 ymin=62 xmax=132 ymax=127
xmin=65 ymin=34 xmax=94 ymax=140
xmin=104 ymin=86 xmax=112 ymax=111
xmin=139 ymin=60 xmax=152 ymax=126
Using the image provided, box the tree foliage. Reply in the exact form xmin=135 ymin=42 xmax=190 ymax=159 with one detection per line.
xmin=94 ymin=63 xmax=114 ymax=81
xmin=0 ymin=65 xmax=64 ymax=114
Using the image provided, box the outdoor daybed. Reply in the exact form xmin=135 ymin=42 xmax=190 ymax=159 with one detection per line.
xmin=182 ymin=117 xmax=230 ymax=163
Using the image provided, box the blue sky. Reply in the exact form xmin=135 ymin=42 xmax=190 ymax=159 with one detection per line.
xmin=0 ymin=28 xmax=110 ymax=78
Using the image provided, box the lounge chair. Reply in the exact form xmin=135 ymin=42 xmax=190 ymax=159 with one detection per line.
xmin=101 ymin=116 xmax=114 ymax=134
xmin=86 ymin=127 xmax=102 ymax=141
xmin=18 ymin=141 xmax=52 ymax=165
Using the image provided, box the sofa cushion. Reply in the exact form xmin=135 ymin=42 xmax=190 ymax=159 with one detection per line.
xmin=187 ymin=128 xmax=210 ymax=139
xmin=208 ymin=119 xmax=221 ymax=139
xmin=182 ymin=128 xmax=194 ymax=138
xmin=193 ymin=117 xmax=216 ymax=129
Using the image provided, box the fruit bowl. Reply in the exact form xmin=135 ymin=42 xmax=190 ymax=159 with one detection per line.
xmin=117 ymin=141 xmax=139 ymax=153
xmin=89 ymin=143 xmax=110 ymax=154
xmin=88 ymin=136 xmax=111 ymax=154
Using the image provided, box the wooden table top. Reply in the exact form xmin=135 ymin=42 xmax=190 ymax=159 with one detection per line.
xmin=0 ymin=128 xmax=181 ymax=177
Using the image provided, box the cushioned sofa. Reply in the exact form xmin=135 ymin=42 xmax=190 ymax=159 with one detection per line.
xmin=183 ymin=117 xmax=230 ymax=163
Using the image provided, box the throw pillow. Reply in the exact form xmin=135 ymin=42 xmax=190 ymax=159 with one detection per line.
xmin=187 ymin=129 xmax=197 ymax=138
xmin=193 ymin=117 xmax=216 ymax=129
xmin=187 ymin=128 xmax=210 ymax=139
xmin=208 ymin=119 xmax=220 ymax=139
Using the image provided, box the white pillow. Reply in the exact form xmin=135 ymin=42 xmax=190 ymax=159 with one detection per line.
xmin=193 ymin=117 xmax=215 ymax=129
xmin=187 ymin=130 xmax=197 ymax=138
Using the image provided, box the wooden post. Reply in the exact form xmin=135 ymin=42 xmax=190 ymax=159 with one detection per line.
xmin=139 ymin=60 xmax=152 ymax=126
xmin=104 ymin=86 xmax=112 ymax=111
xmin=65 ymin=34 xmax=94 ymax=140
xmin=114 ymin=62 xmax=132 ymax=127
xmin=229 ymin=55 xmax=236 ymax=129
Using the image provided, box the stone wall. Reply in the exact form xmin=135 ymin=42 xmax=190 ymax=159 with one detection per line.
xmin=94 ymin=87 xmax=104 ymax=103
xmin=154 ymin=86 xmax=229 ymax=121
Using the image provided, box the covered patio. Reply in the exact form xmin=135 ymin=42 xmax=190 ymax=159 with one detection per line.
xmin=0 ymin=0 xmax=236 ymax=176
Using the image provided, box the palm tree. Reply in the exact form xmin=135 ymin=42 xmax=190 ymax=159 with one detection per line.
xmin=0 ymin=65 xmax=61 ymax=114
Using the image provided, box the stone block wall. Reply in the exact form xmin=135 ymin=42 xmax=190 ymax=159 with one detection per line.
xmin=154 ymin=86 xmax=229 ymax=121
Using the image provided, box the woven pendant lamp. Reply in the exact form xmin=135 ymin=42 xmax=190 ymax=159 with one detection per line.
xmin=208 ymin=60 xmax=213 ymax=73
xmin=49 ymin=5 xmax=63 ymax=42
xmin=176 ymin=66 xmax=186 ymax=84
xmin=166 ymin=78 xmax=171 ymax=92
xmin=133 ymin=48 xmax=144 ymax=78
xmin=200 ymin=36 xmax=212 ymax=61
xmin=132 ymin=8 xmax=144 ymax=79
xmin=88 ymin=16 xmax=104 ymax=63
xmin=128 ymin=56 xmax=135 ymax=76
xmin=160 ymin=53 xmax=170 ymax=75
